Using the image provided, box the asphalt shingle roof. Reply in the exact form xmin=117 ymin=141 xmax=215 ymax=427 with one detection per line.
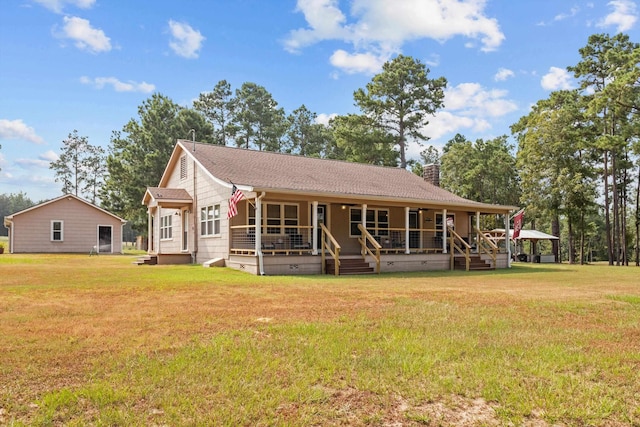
xmin=179 ymin=140 xmax=511 ymax=211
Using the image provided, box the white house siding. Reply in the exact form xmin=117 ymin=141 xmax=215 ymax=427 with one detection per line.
xmin=192 ymin=165 xmax=230 ymax=264
xmin=154 ymin=147 xmax=231 ymax=264
xmin=10 ymin=196 xmax=123 ymax=254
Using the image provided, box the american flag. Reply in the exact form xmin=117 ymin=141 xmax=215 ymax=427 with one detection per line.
xmin=512 ymin=209 xmax=525 ymax=239
xmin=227 ymin=184 xmax=245 ymax=219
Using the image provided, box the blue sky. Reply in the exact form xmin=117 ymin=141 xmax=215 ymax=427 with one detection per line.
xmin=1 ymin=0 xmax=639 ymax=202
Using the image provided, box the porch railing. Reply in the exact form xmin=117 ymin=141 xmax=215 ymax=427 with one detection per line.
xmin=365 ymin=227 xmax=445 ymax=253
xmin=358 ymin=224 xmax=381 ymax=274
xmin=230 ymin=225 xmax=313 ymax=255
xmin=476 ymin=228 xmax=498 ymax=267
xmin=321 ymin=223 xmax=341 ymax=275
xmin=448 ymin=226 xmax=471 ymax=271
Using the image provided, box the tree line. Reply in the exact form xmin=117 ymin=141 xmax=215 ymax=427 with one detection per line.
xmin=39 ymin=33 xmax=639 ymax=265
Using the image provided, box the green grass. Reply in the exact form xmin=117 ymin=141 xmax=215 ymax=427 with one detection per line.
xmin=1 ymin=254 xmax=639 ymax=426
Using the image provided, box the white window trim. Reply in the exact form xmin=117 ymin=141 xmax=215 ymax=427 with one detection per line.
xmin=200 ymin=205 xmax=221 ymax=237
xmin=249 ymin=202 xmax=299 ymax=235
xmin=349 ymin=208 xmax=389 ymax=237
xmin=160 ymin=214 xmax=173 ymax=240
xmin=51 ymin=220 xmax=64 ymax=242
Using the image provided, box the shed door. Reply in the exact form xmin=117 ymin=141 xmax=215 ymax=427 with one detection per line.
xmin=98 ymin=226 xmax=112 ymax=253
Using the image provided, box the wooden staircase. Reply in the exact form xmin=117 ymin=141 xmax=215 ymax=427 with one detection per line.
xmin=453 ymin=255 xmax=494 ymax=271
xmin=133 ymin=255 xmax=157 ymax=265
xmin=326 ymin=257 xmax=375 ymax=275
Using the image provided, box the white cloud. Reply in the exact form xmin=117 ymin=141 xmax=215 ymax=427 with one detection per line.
xmin=0 ymin=119 xmax=45 ymax=144
xmin=60 ymin=16 xmax=111 ymax=53
xmin=315 ymin=113 xmax=338 ymax=126
xmin=494 ymin=67 xmax=514 ymax=81
xmin=13 ymin=151 xmax=58 ymax=172
xmin=285 ymin=0 xmax=505 ymax=73
xmin=597 ymin=0 xmax=638 ymax=32
xmin=329 ymin=50 xmax=388 ymax=74
xmin=80 ymin=76 xmax=155 ymax=93
xmin=444 ymin=83 xmax=518 ymax=117
xmin=418 ymin=82 xmax=517 ymax=144
xmin=34 ymin=0 xmax=95 ymax=13
xmin=168 ymin=20 xmax=205 ymax=59
xmin=284 ymin=0 xmax=350 ymax=53
xmin=541 ymin=66 xmax=575 ymax=90
xmin=554 ymin=6 xmax=580 ymax=21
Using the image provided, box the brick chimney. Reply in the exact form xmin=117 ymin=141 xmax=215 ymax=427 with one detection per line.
xmin=422 ymin=163 xmax=440 ymax=187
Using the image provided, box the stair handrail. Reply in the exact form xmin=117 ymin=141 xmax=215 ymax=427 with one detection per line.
xmin=321 ymin=223 xmax=341 ymax=275
xmin=476 ymin=228 xmax=498 ymax=267
xmin=448 ymin=226 xmax=471 ymax=271
xmin=357 ymin=224 xmax=381 ymax=274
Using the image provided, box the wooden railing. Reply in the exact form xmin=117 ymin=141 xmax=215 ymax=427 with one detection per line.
xmin=448 ymin=226 xmax=471 ymax=271
xmin=230 ymin=225 xmax=313 ymax=255
xmin=321 ymin=223 xmax=341 ymax=275
xmin=357 ymin=224 xmax=380 ymax=274
xmin=476 ymin=228 xmax=498 ymax=267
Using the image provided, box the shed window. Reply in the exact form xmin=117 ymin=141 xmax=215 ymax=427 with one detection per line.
xmin=51 ymin=220 xmax=63 ymax=242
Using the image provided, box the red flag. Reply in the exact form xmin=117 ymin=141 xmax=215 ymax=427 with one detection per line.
xmin=513 ymin=209 xmax=524 ymax=239
xmin=227 ymin=184 xmax=245 ymax=219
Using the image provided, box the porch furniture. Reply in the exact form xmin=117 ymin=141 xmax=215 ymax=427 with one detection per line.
xmin=290 ymin=234 xmax=311 ymax=250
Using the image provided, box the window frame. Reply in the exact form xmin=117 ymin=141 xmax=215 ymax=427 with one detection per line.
xmin=350 ymin=208 xmax=389 ymax=237
xmin=160 ymin=214 xmax=173 ymax=240
xmin=200 ymin=204 xmax=221 ymax=237
xmin=51 ymin=220 xmax=64 ymax=242
xmin=248 ymin=202 xmax=299 ymax=235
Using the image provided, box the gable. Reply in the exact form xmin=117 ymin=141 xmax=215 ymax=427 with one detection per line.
xmin=6 ymin=194 xmax=126 ymax=223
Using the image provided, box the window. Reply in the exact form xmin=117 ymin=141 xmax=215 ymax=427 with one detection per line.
xmin=180 ymin=155 xmax=187 ymax=180
xmin=160 ymin=215 xmax=172 ymax=239
xmin=350 ymin=208 xmax=388 ymax=237
xmin=247 ymin=203 xmax=298 ymax=234
xmin=51 ymin=220 xmax=63 ymax=241
xmin=200 ymin=205 xmax=221 ymax=236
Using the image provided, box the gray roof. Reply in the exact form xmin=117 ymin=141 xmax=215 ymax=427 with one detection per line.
xmin=145 ymin=187 xmax=193 ymax=202
xmin=177 ymin=140 xmax=514 ymax=212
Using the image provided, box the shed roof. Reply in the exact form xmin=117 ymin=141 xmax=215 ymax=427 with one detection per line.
xmin=4 ymin=193 xmax=126 ymax=226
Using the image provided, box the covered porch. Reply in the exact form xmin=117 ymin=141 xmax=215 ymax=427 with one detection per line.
xmin=229 ymin=195 xmax=512 ymax=275
xmin=143 ymin=187 xmax=194 ymax=265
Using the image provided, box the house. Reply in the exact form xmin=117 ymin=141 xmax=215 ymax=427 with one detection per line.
xmin=3 ymin=194 xmax=126 ymax=254
xmin=142 ymin=140 xmax=518 ymax=275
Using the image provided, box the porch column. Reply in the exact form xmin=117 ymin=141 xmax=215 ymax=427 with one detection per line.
xmin=147 ymin=208 xmax=152 ymax=253
xmin=361 ymin=204 xmax=367 ymax=231
xmin=255 ymin=196 xmax=262 ymax=254
xmin=404 ymin=207 xmax=410 ymax=254
xmin=312 ymin=201 xmax=318 ymax=255
xmin=442 ymin=208 xmax=447 ymax=253
xmin=476 ymin=211 xmax=480 ymax=252
xmin=505 ymin=212 xmax=511 ymax=268
xmin=157 ymin=205 xmax=162 ymax=254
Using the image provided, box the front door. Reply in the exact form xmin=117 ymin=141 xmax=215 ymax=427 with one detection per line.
xmin=98 ymin=226 xmax=112 ymax=253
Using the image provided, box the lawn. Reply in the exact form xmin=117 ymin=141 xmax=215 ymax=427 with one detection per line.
xmin=0 ymin=254 xmax=638 ymax=426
